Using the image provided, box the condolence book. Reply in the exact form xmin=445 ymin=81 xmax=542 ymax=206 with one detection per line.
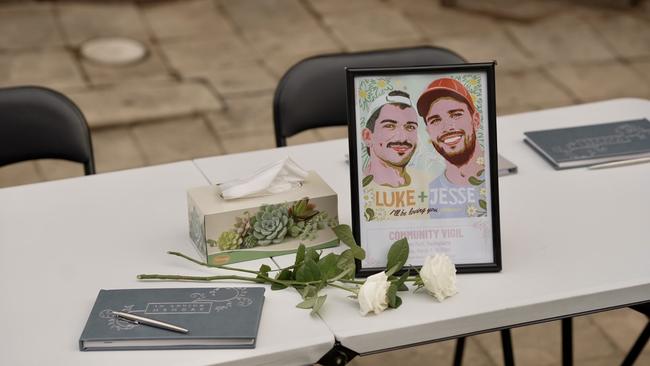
xmin=524 ymin=118 xmax=650 ymax=169
xmin=79 ymin=287 xmax=265 ymax=351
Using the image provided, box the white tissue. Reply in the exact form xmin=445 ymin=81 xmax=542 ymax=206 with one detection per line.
xmin=219 ymin=157 xmax=309 ymax=200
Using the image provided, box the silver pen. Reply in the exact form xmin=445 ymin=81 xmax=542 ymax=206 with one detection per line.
xmin=112 ymin=311 xmax=189 ymax=334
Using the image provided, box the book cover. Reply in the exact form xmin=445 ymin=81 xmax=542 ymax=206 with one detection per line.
xmin=524 ymin=118 xmax=650 ymax=169
xmin=79 ymin=287 xmax=265 ymax=351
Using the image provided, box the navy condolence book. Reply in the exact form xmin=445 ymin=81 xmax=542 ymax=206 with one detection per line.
xmin=524 ymin=118 xmax=650 ymax=169
xmin=79 ymin=287 xmax=265 ymax=351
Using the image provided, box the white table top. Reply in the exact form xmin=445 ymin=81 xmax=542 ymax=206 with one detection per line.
xmin=0 ymin=162 xmax=334 ymax=365
xmin=194 ymin=98 xmax=650 ymax=355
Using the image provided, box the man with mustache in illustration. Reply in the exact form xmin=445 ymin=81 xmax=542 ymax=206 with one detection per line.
xmin=362 ymin=90 xmax=419 ymax=188
xmin=417 ymin=78 xmax=488 ymax=218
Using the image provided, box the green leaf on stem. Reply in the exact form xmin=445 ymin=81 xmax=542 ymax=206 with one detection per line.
xmin=328 ymin=266 xmax=354 ymax=283
xmin=295 ymin=257 xmax=321 ymax=283
xmin=337 ymin=249 xmax=355 ymax=271
xmin=311 ymin=295 xmax=327 ymax=315
xmin=296 ymin=295 xmax=328 ymax=315
xmin=479 ymin=199 xmax=487 ymax=210
xmin=393 ymin=271 xmax=409 ymax=292
xmin=385 ymin=264 xmax=401 ymax=278
xmin=306 ymin=247 xmax=321 ymax=263
xmin=256 ymin=264 xmax=271 ymax=280
xmin=318 ymin=253 xmax=341 ymax=280
xmin=412 ymin=266 xmax=425 ymax=291
xmin=300 ymin=285 xmax=318 ymax=299
xmin=394 ymin=296 xmax=403 ymax=308
xmin=296 ymin=297 xmax=317 ymax=309
xmin=295 ymin=244 xmax=306 ymax=267
xmin=386 ymin=238 xmax=409 ymax=274
xmin=387 ymin=283 xmax=402 ymax=308
xmin=332 ymin=225 xmax=366 ymax=260
xmin=271 ymin=269 xmax=293 ymax=290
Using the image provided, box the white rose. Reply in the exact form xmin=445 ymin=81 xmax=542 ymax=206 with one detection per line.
xmin=358 ymin=271 xmax=390 ymax=316
xmin=420 ymin=254 xmax=458 ymax=301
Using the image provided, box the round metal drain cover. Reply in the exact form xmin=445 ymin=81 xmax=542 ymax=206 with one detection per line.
xmin=80 ymin=37 xmax=147 ymax=66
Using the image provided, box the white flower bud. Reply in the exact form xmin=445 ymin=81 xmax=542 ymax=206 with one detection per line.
xmin=358 ymin=271 xmax=390 ymax=316
xmin=420 ymin=254 xmax=458 ymax=301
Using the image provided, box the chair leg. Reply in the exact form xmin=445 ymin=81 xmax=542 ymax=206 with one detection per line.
xmin=453 ymin=337 xmax=466 ymax=366
xmin=562 ymin=318 xmax=573 ymax=366
xmin=501 ymin=329 xmax=515 ymax=366
xmin=620 ymin=321 xmax=650 ymax=366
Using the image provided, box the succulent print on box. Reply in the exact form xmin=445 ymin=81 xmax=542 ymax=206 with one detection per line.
xmin=213 ymin=198 xmax=338 ymax=251
xmin=189 ymin=205 xmax=206 ymax=255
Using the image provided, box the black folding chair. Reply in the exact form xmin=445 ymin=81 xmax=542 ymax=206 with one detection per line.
xmin=0 ymin=86 xmax=95 ymax=175
xmin=273 ymin=46 xmax=466 ymax=147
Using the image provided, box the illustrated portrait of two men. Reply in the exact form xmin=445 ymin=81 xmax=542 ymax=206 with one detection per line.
xmin=356 ymin=73 xmax=492 ymax=222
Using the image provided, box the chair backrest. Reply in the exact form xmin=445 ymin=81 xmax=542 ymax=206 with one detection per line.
xmin=0 ymin=86 xmax=95 ymax=175
xmin=273 ymin=46 xmax=466 ymax=147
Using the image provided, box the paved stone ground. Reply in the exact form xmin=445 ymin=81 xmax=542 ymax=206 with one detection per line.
xmin=0 ymin=0 xmax=649 ymax=364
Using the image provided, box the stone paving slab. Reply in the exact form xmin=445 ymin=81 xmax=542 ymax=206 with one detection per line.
xmin=451 ymin=0 xmax=565 ymax=22
xmin=257 ymin=32 xmax=342 ymax=77
xmin=132 ymin=116 xmax=223 ymax=165
xmin=350 ymin=338 xmax=494 ymax=366
xmin=583 ymin=10 xmax=650 ymax=59
xmin=92 ymin=127 xmax=146 ymax=172
xmin=308 ymin=0 xmax=383 ymax=15
xmin=204 ymin=62 xmax=277 ymax=96
xmin=218 ymin=130 xmax=277 ymax=154
xmin=57 ymin=2 xmax=149 ymax=45
xmin=205 ymin=93 xmax=275 ymax=137
xmin=391 ymin=0 xmax=502 ymax=40
xmin=66 ymin=81 xmax=223 ymax=127
xmin=160 ymin=35 xmax=258 ymax=75
xmin=433 ymin=29 xmax=539 ymax=71
xmin=35 ymin=159 xmax=84 ymax=181
xmin=221 ymin=0 xmax=318 ymax=34
xmin=630 ymin=59 xmax=650 ymax=81
xmin=319 ymin=7 xmax=424 ymax=52
xmin=221 ymin=0 xmax=342 ymax=75
xmin=285 ymin=129 xmax=321 ymax=146
xmin=0 ymin=49 xmax=85 ymax=89
xmin=0 ymin=4 xmax=63 ymax=50
xmin=141 ymin=0 xmax=234 ymax=40
xmin=590 ymin=308 xmax=648 ymax=351
xmin=496 ymin=69 xmax=576 ymax=113
xmin=0 ymin=161 xmax=42 ymax=188
xmin=547 ymin=61 xmax=650 ymax=102
xmin=314 ymin=126 xmax=349 ymax=141
xmin=80 ymin=41 xmax=171 ymax=86
xmin=506 ymin=11 xmax=616 ymax=65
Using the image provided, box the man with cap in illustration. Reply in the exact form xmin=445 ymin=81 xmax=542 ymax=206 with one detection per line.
xmin=417 ymin=78 xmax=488 ymax=218
xmin=362 ymin=90 xmax=419 ymax=188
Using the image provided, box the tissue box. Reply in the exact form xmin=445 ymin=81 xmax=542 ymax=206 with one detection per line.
xmin=187 ymin=171 xmax=339 ymax=265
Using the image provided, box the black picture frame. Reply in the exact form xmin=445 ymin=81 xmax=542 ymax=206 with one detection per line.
xmin=346 ymin=63 xmax=501 ymax=277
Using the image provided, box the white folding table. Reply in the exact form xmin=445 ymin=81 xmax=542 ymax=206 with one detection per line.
xmin=0 ymin=162 xmax=334 ymax=366
xmin=194 ymin=98 xmax=650 ymax=362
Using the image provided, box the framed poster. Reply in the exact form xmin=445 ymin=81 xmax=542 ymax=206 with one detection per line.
xmin=346 ymin=63 xmax=501 ymax=276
